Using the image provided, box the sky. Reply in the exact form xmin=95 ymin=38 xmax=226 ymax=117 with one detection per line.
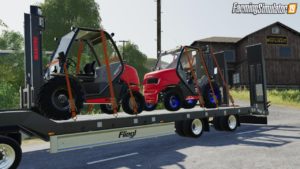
xmin=0 ymin=0 xmax=299 ymax=58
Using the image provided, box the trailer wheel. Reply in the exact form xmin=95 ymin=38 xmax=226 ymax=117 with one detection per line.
xmin=182 ymin=99 xmax=197 ymax=109
xmin=0 ymin=136 xmax=22 ymax=169
xmin=175 ymin=121 xmax=185 ymax=136
xmin=164 ymin=90 xmax=182 ymax=111
xmin=100 ymin=104 xmax=120 ymax=114
xmin=212 ymin=117 xmax=223 ymax=131
xmin=122 ymin=91 xmax=145 ymax=115
xmin=202 ymin=83 xmax=222 ymax=108
xmin=144 ymin=103 xmax=157 ymax=111
xmin=37 ymin=77 xmax=85 ymax=120
xmin=220 ymin=115 xmax=238 ymax=131
xmin=183 ymin=119 xmax=204 ymax=138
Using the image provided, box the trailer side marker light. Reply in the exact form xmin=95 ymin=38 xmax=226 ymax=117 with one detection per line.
xmin=97 ymin=122 xmax=103 ymax=128
xmin=152 ymin=117 xmax=156 ymax=122
xmin=238 ymin=109 xmax=241 ymax=113
xmin=48 ymin=132 xmax=55 ymax=136
xmin=186 ymin=114 xmax=190 ymax=119
xmin=205 ymin=112 xmax=208 ymax=116
xmin=133 ymin=118 xmax=138 ymax=124
xmin=224 ymin=110 xmax=227 ymax=115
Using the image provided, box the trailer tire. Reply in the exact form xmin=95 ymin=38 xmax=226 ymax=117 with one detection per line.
xmin=220 ymin=115 xmax=238 ymax=131
xmin=37 ymin=77 xmax=85 ymax=120
xmin=183 ymin=119 xmax=204 ymax=138
xmin=202 ymin=82 xmax=222 ymax=108
xmin=122 ymin=91 xmax=145 ymax=115
xmin=0 ymin=136 xmax=22 ymax=169
xmin=175 ymin=121 xmax=185 ymax=136
xmin=100 ymin=104 xmax=120 ymax=114
xmin=164 ymin=90 xmax=182 ymax=111
xmin=213 ymin=117 xmax=223 ymax=131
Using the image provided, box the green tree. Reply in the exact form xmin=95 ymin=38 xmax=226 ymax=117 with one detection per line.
xmin=0 ymin=29 xmax=24 ymax=109
xmin=121 ymin=42 xmax=149 ymax=82
xmin=41 ymin=0 xmax=101 ymax=51
xmin=0 ymin=30 xmax=23 ymax=50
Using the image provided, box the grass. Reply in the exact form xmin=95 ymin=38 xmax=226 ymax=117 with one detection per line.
xmin=231 ymin=88 xmax=300 ymax=108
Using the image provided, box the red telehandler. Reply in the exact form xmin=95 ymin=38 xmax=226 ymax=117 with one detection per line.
xmin=21 ymin=6 xmax=144 ymax=120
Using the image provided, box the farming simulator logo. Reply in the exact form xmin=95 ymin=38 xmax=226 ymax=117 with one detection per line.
xmin=232 ymin=3 xmax=297 ymax=15
xmin=119 ymin=130 xmax=137 ymax=138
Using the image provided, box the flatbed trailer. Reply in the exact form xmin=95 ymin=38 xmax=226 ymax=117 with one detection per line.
xmin=0 ymin=6 xmax=269 ymax=169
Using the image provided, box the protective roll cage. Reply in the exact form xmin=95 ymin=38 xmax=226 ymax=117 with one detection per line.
xmin=45 ymin=27 xmax=139 ymax=118
xmin=155 ymin=45 xmax=234 ymax=108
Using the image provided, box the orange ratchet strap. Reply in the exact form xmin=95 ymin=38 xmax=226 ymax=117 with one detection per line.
xmin=199 ymin=49 xmax=219 ymax=107
xmin=63 ymin=63 xmax=77 ymax=120
xmin=209 ymin=46 xmax=235 ymax=106
xmin=100 ymin=30 xmax=118 ymax=115
xmin=76 ymin=40 xmax=84 ymax=74
xmin=183 ymin=48 xmax=205 ymax=107
xmin=124 ymin=70 xmax=138 ymax=114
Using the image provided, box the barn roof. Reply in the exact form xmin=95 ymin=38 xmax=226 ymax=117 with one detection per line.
xmin=191 ymin=22 xmax=300 ymax=45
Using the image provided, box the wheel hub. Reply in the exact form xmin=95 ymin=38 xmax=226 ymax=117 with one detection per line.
xmin=169 ymin=96 xmax=179 ymax=108
xmin=228 ymin=115 xmax=237 ymax=129
xmin=57 ymin=94 xmax=68 ymax=104
xmin=191 ymin=119 xmax=203 ymax=135
xmin=0 ymin=144 xmax=15 ymax=169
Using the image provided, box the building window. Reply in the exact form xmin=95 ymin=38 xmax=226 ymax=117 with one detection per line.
xmin=279 ymin=47 xmax=291 ymax=58
xmin=272 ymin=26 xmax=280 ymax=34
xmin=224 ymin=50 xmax=236 ymax=63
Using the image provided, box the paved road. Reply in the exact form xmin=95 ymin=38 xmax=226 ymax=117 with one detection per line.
xmin=19 ymin=103 xmax=300 ymax=169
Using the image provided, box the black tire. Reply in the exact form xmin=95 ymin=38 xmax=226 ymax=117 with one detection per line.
xmin=0 ymin=136 xmax=22 ymax=169
xmin=182 ymin=119 xmax=204 ymax=138
xmin=220 ymin=115 xmax=238 ymax=131
xmin=144 ymin=103 xmax=157 ymax=111
xmin=202 ymin=82 xmax=222 ymax=108
xmin=175 ymin=121 xmax=185 ymax=137
xmin=213 ymin=117 xmax=223 ymax=131
xmin=37 ymin=76 xmax=85 ymax=120
xmin=182 ymin=99 xmax=197 ymax=109
xmin=163 ymin=90 xmax=182 ymax=111
xmin=122 ymin=91 xmax=145 ymax=115
xmin=100 ymin=104 xmax=120 ymax=114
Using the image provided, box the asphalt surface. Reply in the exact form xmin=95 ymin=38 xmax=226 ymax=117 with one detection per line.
xmin=19 ymin=103 xmax=300 ymax=169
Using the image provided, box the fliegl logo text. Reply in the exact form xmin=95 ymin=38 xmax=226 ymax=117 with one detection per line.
xmin=232 ymin=2 xmax=297 ymax=15
xmin=119 ymin=130 xmax=137 ymax=138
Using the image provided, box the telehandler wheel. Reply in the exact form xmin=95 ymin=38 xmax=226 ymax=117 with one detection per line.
xmin=144 ymin=103 xmax=157 ymax=111
xmin=122 ymin=91 xmax=145 ymax=115
xmin=0 ymin=136 xmax=22 ymax=169
xmin=183 ymin=119 xmax=204 ymax=138
xmin=100 ymin=104 xmax=120 ymax=114
xmin=175 ymin=121 xmax=185 ymax=137
xmin=202 ymin=82 xmax=222 ymax=108
xmin=182 ymin=99 xmax=197 ymax=109
xmin=37 ymin=77 xmax=85 ymax=120
xmin=220 ymin=115 xmax=238 ymax=131
xmin=163 ymin=90 xmax=182 ymax=111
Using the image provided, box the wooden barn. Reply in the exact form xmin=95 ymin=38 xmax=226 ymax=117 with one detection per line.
xmin=192 ymin=22 xmax=300 ymax=88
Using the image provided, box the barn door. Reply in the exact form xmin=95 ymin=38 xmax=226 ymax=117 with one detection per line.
xmin=240 ymin=44 xmax=268 ymax=124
